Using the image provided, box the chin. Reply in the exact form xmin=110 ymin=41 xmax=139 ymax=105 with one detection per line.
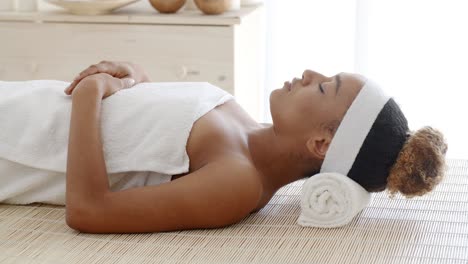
xmin=269 ymin=90 xmax=277 ymax=109
xmin=269 ymin=88 xmax=281 ymax=101
xmin=269 ymin=92 xmax=278 ymax=124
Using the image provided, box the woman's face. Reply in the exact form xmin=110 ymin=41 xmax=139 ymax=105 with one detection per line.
xmin=270 ymin=70 xmax=366 ymax=139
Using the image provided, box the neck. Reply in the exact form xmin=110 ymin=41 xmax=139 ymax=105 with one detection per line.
xmin=247 ymin=124 xmax=320 ymax=193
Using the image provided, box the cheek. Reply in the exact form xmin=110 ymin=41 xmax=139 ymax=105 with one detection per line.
xmin=297 ymin=96 xmax=338 ymax=128
xmin=296 ymin=94 xmax=322 ymax=118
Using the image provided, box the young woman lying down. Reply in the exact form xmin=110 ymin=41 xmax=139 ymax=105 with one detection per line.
xmin=0 ymin=61 xmax=447 ymax=233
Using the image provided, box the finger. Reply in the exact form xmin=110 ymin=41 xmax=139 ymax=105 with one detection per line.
xmin=64 ymin=79 xmax=79 ymax=94
xmin=79 ymin=61 xmax=125 ymax=81
xmin=76 ymin=65 xmax=101 ymax=80
xmin=107 ymin=61 xmax=133 ymax=79
xmin=66 ymin=70 xmax=105 ymax=95
xmin=75 ymin=62 xmax=112 ymax=80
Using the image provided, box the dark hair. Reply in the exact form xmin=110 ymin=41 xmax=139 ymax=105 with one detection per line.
xmin=347 ymin=99 xmax=408 ymax=191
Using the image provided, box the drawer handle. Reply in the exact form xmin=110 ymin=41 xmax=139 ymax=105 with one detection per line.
xmin=177 ymin=66 xmax=200 ymax=79
xmin=28 ymin=62 xmax=38 ymax=73
xmin=177 ymin=66 xmax=187 ymax=79
xmin=187 ymin=70 xmax=200 ymax=76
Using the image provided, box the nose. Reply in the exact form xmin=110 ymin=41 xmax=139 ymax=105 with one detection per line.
xmin=302 ymin=69 xmax=328 ymax=85
xmin=303 ymin=69 xmax=326 ymax=79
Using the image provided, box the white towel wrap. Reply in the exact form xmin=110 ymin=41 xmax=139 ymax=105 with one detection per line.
xmin=0 ymin=80 xmax=233 ymax=175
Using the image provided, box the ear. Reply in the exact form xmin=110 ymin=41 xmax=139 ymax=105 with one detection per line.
xmin=306 ymin=135 xmax=331 ymax=160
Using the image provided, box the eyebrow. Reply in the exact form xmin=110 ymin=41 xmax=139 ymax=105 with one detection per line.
xmin=335 ymin=74 xmax=342 ymax=96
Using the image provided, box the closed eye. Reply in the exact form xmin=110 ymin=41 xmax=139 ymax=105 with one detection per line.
xmin=319 ymin=83 xmax=325 ymax=94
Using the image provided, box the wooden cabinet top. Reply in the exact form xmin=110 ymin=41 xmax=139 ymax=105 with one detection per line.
xmin=0 ymin=1 xmax=262 ymax=26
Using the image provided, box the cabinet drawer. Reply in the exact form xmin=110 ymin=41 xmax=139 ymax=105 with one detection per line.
xmin=0 ymin=22 xmax=235 ymax=93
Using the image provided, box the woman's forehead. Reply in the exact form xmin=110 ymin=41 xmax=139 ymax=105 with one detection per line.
xmin=336 ymin=73 xmax=366 ymax=108
xmin=340 ymin=73 xmax=366 ymax=90
xmin=341 ymin=72 xmax=367 ymax=84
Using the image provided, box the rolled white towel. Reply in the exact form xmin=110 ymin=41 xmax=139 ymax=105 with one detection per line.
xmin=297 ymin=172 xmax=371 ymax=228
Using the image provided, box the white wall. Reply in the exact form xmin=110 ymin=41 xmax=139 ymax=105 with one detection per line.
xmin=263 ymin=0 xmax=357 ymax=121
xmin=263 ymin=0 xmax=468 ymax=158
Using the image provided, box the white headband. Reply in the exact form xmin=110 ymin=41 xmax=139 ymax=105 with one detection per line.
xmin=320 ymin=79 xmax=391 ymax=175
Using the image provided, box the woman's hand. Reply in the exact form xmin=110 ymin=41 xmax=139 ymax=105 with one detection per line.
xmin=69 ymin=73 xmax=135 ymax=99
xmin=64 ymin=61 xmax=150 ymax=95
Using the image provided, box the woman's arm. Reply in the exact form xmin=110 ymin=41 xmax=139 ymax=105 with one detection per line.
xmin=65 ymin=77 xmax=111 ymax=227
xmin=69 ymin=161 xmax=261 ymax=234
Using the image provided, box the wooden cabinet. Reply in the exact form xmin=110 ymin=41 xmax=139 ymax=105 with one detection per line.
xmin=0 ymin=2 xmax=265 ymax=120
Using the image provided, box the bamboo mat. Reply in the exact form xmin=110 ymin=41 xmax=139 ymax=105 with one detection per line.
xmin=0 ymin=159 xmax=467 ymax=264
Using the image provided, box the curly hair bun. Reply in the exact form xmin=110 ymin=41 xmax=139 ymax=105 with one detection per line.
xmin=386 ymin=126 xmax=448 ymax=198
